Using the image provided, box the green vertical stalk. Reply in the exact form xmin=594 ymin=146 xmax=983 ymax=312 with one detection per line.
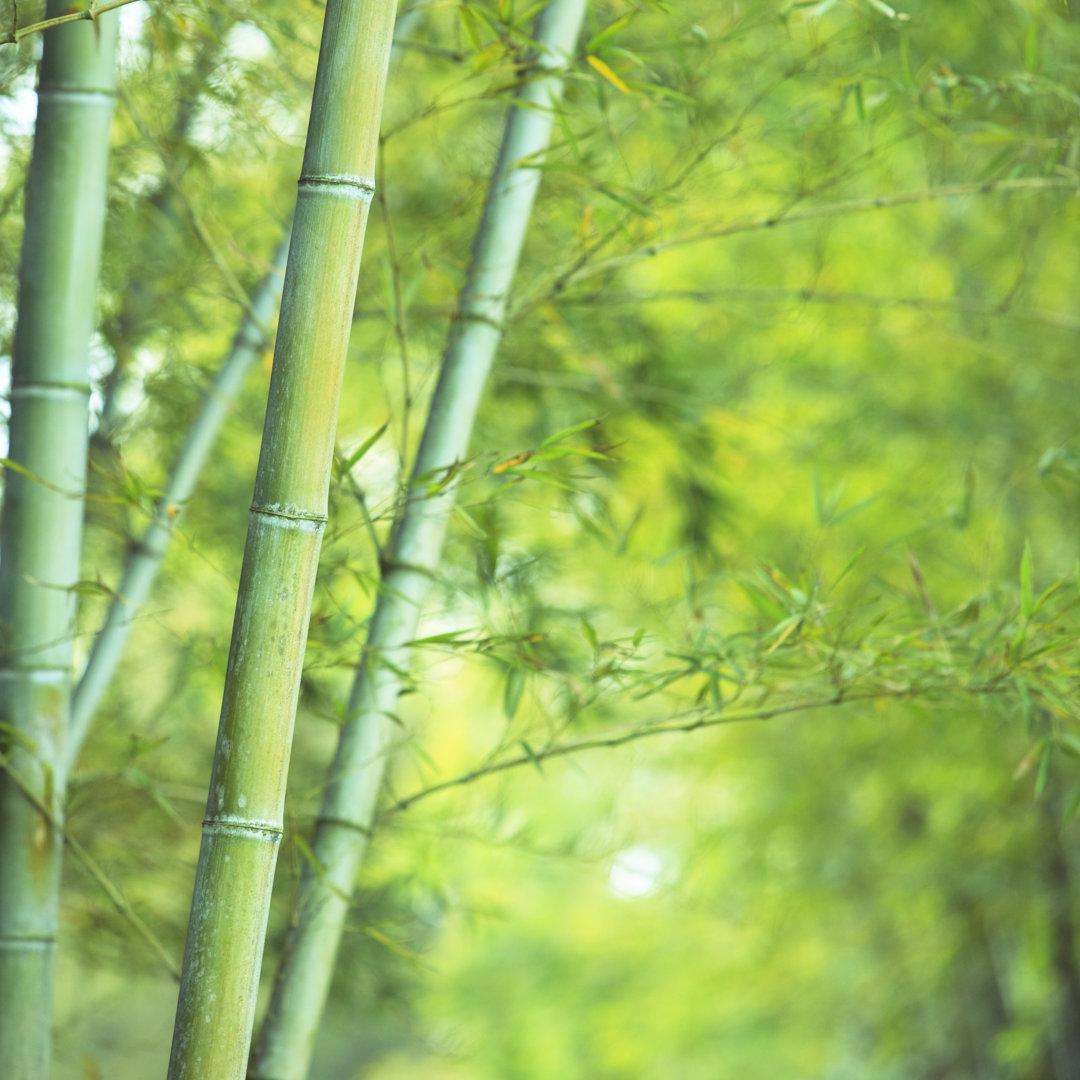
xmin=249 ymin=3 xmax=586 ymax=1076
xmin=165 ymin=2 xmax=398 ymax=1078
xmin=0 ymin=8 xmax=118 ymax=1080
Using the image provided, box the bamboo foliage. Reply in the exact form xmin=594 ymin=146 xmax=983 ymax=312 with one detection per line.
xmin=0 ymin=8 xmax=118 ymax=1079
xmin=165 ymin=1 xmax=398 ymax=1077
xmin=248 ymin=2 xmax=587 ymax=1076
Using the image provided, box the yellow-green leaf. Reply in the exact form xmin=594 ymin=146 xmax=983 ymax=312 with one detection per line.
xmin=587 ymin=55 xmax=631 ymax=95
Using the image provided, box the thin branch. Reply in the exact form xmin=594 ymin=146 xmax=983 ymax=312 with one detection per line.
xmin=523 ymin=176 xmax=1080 ymax=305
xmin=2 ymin=0 xmax=143 ymax=44
xmin=554 ymin=286 xmax=1080 ymax=335
xmin=333 ymin=444 xmax=384 ymax=565
xmin=381 ymin=681 xmax=1008 ymax=818
xmin=0 ymin=753 xmax=181 ymax=980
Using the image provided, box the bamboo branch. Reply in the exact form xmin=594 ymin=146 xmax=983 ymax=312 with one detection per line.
xmin=554 ymin=287 xmax=1080 ymax=335
xmin=381 ymin=682 xmax=1011 ymax=819
xmin=0 ymin=753 xmax=180 ymax=980
xmin=1 ymin=0 xmax=139 ymax=44
xmin=521 ymin=175 xmax=1080 ymax=307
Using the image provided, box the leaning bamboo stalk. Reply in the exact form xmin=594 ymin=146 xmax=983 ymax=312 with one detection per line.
xmin=249 ymin=3 xmax=586 ymax=1076
xmin=0 ymin=8 xmax=117 ymax=1079
xmin=165 ymin=2 xmax=398 ymax=1077
xmin=69 ymin=232 xmax=291 ymax=766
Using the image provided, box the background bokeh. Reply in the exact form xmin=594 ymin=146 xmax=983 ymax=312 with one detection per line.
xmin=5 ymin=0 xmax=1080 ymax=1076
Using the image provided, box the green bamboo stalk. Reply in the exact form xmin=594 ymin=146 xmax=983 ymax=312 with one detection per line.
xmin=165 ymin=2 xmax=398 ymax=1077
xmin=0 ymin=7 xmax=117 ymax=1079
xmin=249 ymin=3 xmax=586 ymax=1076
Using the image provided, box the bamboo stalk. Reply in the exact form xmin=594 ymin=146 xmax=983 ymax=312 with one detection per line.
xmin=0 ymin=7 xmax=117 ymax=1079
xmin=249 ymin=3 xmax=586 ymax=1076
xmin=165 ymin=2 xmax=398 ymax=1077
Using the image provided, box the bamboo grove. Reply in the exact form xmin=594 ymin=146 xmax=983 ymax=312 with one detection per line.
xmin=4 ymin=1 xmax=1080 ymax=1078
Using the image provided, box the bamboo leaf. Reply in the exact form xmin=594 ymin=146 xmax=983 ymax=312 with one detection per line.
xmin=520 ymin=739 xmax=545 ymax=774
xmin=0 ymin=457 xmax=76 ymax=495
xmin=1021 ymin=540 xmax=1034 ymax=619
xmin=1014 ymin=738 xmax=1046 ymax=781
xmin=406 ymin=630 xmax=479 ymax=647
xmin=1024 ymin=19 xmax=1039 ymax=72
xmin=503 ymin=667 xmax=525 ymax=720
xmin=493 ymin=450 xmax=534 ymax=473
xmin=337 ymin=423 xmax=388 ymax=475
xmin=539 ymin=416 xmax=603 ymax=447
xmin=362 ymin=925 xmax=427 ymax=964
xmin=1035 ymin=740 xmax=1054 ymax=800
xmin=826 ymin=546 xmax=866 ymax=596
xmin=587 ymin=54 xmax=631 ymax=94
xmin=1065 ymin=784 xmax=1080 ymax=824
xmin=506 ymin=466 xmax=580 ymax=490
xmin=587 ymin=12 xmax=634 ymax=50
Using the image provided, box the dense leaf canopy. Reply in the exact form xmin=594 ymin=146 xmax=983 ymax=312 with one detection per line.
xmin=4 ymin=0 xmax=1080 ymax=1077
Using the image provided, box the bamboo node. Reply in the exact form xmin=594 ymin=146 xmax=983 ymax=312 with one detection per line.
xmin=9 ymin=380 xmax=92 ymax=399
xmin=297 ymin=173 xmax=376 ymax=202
xmin=36 ymin=88 xmax=117 ymax=105
xmin=0 ymin=937 xmax=54 ymax=950
xmin=202 ymin=817 xmax=283 ymax=841
xmin=250 ymin=505 xmax=328 ymax=531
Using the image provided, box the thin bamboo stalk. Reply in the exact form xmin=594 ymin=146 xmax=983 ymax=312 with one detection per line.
xmin=0 ymin=8 xmax=117 ymax=1079
xmin=165 ymin=2 xmax=398 ymax=1077
xmin=249 ymin=3 xmax=586 ymax=1076
xmin=69 ymin=232 xmax=291 ymax=766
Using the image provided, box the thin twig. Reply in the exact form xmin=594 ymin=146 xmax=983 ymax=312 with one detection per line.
xmin=537 ymin=176 xmax=1079 ymax=299
xmin=0 ymin=753 xmax=181 ymax=980
xmin=3 ymin=0 xmax=143 ymax=44
xmin=551 ymin=287 xmax=1080 ymax=335
xmin=381 ymin=681 xmax=1007 ymax=818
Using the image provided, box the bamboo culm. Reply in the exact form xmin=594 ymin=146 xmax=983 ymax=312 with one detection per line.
xmin=165 ymin=1 xmax=398 ymax=1078
xmin=248 ymin=2 xmax=587 ymax=1076
xmin=0 ymin=8 xmax=117 ymax=1079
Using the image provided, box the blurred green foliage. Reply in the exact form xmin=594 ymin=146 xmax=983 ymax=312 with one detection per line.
xmin=6 ymin=0 xmax=1080 ymax=1076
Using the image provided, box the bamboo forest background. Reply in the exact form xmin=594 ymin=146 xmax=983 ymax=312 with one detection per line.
xmin=3 ymin=0 xmax=1080 ymax=1076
